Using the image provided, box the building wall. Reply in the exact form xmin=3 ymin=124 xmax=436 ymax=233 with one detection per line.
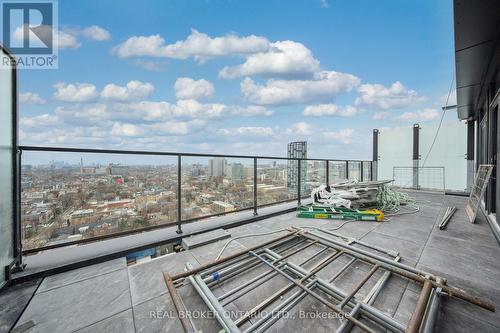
xmin=286 ymin=141 xmax=307 ymax=193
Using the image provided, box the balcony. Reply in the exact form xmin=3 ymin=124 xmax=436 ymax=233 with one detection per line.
xmin=1 ymin=177 xmax=500 ymax=332
xmin=1 ymin=1 xmax=500 ymax=332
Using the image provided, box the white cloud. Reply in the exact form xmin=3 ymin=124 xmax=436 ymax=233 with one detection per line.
xmin=216 ymin=126 xmax=275 ymax=137
xmin=303 ymin=104 xmax=357 ymax=117
xmin=323 ymin=129 xmax=354 ymax=144
xmin=372 ymin=111 xmax=390 ymax=120
xmin=125 ymin=99 xmax=226 ymax=121
xmin=355 ymin=81 xmax=426 ymax=110
xmin=174 ymin=77 xmax=214 ymax=100
xmin=151 ymin=119 xmax=206 ymax=135
xmin=320 ymin=0 xmax=329 ymax=8
xmin=20 ymin=92 xmax=47 ymax=105
xmin=394 ymin=108 xmax=441 ymax=122
xmin=113 ymin=29 xmax=270 ymax=61
xmin=14 ymin=25 xmax=80 ymax=49
xmin=13 ymin=24 xmax=109 ymax=49
xmin=101 ymin=80 xmax=154 ymax=101
xmin=219 ymin=41 xmax=320 ymax=79
xmin=111 ymin=123 xmax=144 ymax=137
xmin=55 ymin=104 xmax=109 ymax=124
xmin=53 ymin=82 xmax=98 ymax=102
xmin=21 ymin=114 xmax=59 ymax=127
xmin=241 ymin=71 xmax=360 ymax=105
xmin=82 ymin=25 xmax=111 ymax=41
xmin=227 ymin=105 xmax=274 ymax=117
xmin=286 ymin=122 xmax=314 ymax=136
xmin=57 ymin=30 xmax=82 ymax=49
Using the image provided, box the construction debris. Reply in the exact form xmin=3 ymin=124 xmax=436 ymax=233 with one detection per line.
xmin=439 ymin=206 xmax=457 ymax=230
xmin=163 ymin=228 xmax=495 ymax=333
xmin=466 ymin=164 xmax=494 ymax=223
xmin=312 ymin=180 xmax=390 ymax=209
xmin=307 ymin=180 xmax=418 ymax=222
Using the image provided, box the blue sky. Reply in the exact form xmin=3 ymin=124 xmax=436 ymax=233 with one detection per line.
xmin=17 ymin=0 xmax=458 ymax=160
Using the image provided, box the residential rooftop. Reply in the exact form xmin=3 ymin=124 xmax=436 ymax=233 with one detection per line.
xmin=1 ymin=191 xmax=499 ymax=333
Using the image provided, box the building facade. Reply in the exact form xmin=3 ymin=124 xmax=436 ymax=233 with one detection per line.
xmin=453 ymin=0 xmax=500 ymax=243
xmin=287 ymin=141 xmax=307 ymax=193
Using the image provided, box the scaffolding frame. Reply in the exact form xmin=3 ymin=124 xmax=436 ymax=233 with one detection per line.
xmin=163 ymin=228 xmax=495 ymax=333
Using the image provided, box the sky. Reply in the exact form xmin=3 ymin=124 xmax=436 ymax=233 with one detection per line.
xmin=16 ymin=0 xmax=458 ymax=161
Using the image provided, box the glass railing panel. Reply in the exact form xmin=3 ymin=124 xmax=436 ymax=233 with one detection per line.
xmin=181 ymin=156 xmax=254 ymax=220
xmin=348 ymin=161 xmax=362 ymax=180
xmin=329 ymin=161 xmax=347 ymax=184
xmin=21 ymin=151 xmax=178 ymax=250
xmin=257 ymin=159 xmax=297 ymax=206
xmin=304 ymin=160 xmax=327 ymax=196
xmin=363 ymin=161 xmax=372 ymax=181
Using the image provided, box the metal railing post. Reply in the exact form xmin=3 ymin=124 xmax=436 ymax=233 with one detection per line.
xmin=360 ymin=162 xmax=364 ymax=182
xmin=176 ymin=154 xmax=182 ymax=234
xmin=297 ymin=159 xmax=301 ymax=205
xmin=326 ymin=160 xmax=329 ymax=185
xmin=253 ymin=158 xmax=258 ymax=216
xmin=15 ymin=148 xmax=23 ymax=270
xmin=345 ymin=161 xmax=349 ymax=180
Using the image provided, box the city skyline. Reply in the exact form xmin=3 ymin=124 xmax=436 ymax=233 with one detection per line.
xmin=21 ymin=152 xmax=339 ymax=250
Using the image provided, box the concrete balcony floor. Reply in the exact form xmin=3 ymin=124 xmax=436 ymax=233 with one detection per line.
xmin=2 ymin=191 xmax=500 ymax=333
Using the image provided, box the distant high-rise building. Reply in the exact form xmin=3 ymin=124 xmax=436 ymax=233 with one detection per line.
xmin=287 ymin=141 xmax=307 ymax=192
xmin=208 ymin=157 xmax=226 ymax=177
xmin=231 ymin=163 xmax=244 ymax=180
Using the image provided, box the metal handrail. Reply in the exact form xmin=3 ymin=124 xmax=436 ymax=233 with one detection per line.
xmin=18 ymin=145 xmax=371 ymax=162
xmin=18 ymin=145 xmax=373 ymax=254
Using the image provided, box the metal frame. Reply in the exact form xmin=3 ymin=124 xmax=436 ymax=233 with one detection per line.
xmin=163 ymin=227 xmax=494 ymax=333
xmin=0 ymin=44 xmax=22 ymax=286
xmin=392 ymin=166 xmax=446 ymax=192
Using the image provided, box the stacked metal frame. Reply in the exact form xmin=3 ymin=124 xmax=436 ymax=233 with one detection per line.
xmin=163 ymin=228 xmax=494 ymax=333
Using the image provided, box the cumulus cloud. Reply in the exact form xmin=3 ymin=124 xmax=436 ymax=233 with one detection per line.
xmin=241 ymin=71 xmax=360 ymax=105
xmin=14 ymin=24 xmax=110 ymax=49
xmin=219 ymin=41 xmax=320 ymax=79
xmin=372 ymin=111 xmax=390 ymax=120
xmin=303 ymin=104 xmax=357 ymax=117
xmin=113 ymin=29 xmax=269 ymax=61
xmin=101 ymin=80 xmax=154 ymax=101
xmin=123 ymin=100 xmax=226 ymax=121
xmin=323 ymin=129 xmax=354 ymax=144
xmin=286 ymin=122 xmax=314 ymax=136
xmin=174 ymin=77 xmax=214 ymax=100
xmin=394 ymin=108 xmax=441 ymax=122
xmin=111 ymin=123 xmax=144 ymax=137
xmin=226 ymin=105 xmax=274 ymax=117
xmin=54 ymin=82 xmax=98 ymax=102
xmin=20 ymin=92 xmax=47 ymax=105
xmin=150 ymin=119 xmax=206 ymax=135
xmin=54 ymin=104 xmax=109 ymax=124
xmin=21 ymin=114 xmax=59 ymax=127
xmin=216 ymin=126 xmax=275 ymax=137
xmin=355 ymin=81 xmax=426 ymax=110
xmin=57 ymin=30 xmax=82 ymax=49
xmin=81 ymin=25 xmax=111 ymax=41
